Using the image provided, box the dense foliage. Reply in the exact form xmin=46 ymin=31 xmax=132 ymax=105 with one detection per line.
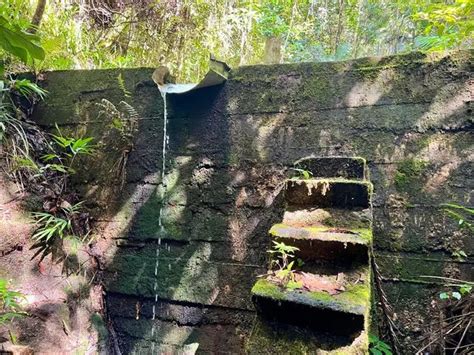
xmin=0 ymin=0 xmax=472 ymax=81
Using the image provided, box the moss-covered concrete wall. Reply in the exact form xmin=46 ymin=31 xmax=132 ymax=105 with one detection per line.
xmin=31 ymin=50 xmax=473 ymax=353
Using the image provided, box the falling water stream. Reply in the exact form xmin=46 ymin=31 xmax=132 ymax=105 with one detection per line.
xmin=147 ymin=75 xmax=226 ymax=353
xmin=149 ymin=88 xmax=169 ymax=354
xmin=149 ymin=84 xmax=195 ymax=353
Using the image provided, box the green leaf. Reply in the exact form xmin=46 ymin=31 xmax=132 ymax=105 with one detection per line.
xmin=460 ymin=285 xmax=472 ymax=295
xmin=452 ymin=292 xmax=461 ymax=300
xmin=0 ymin=16 xmax=45 ymax=63
xmin=439 ymin=292 xmax=449 ymax=300
xmin=47 ymin=164 xmax=68 ymax=173
xmin=41 ymin=153 xmax=59 ymax=162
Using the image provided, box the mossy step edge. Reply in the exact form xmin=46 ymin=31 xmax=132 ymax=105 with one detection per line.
xmin=251 ymin=279 xmax=370 ymax=316
xmin=269 ymin=224 xmax=372 ymax=245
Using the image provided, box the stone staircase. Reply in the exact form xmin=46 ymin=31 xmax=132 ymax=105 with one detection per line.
xmin=250 ymin=157 xmax=373 ymax=352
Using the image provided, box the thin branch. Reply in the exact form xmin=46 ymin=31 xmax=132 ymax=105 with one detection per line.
xmin=454 ymin=318 xmax=472 ymax=354
xmin=371 ymin=256 xmax=401 ymax=354
xmin=416 ymin=320 xmax=463 ymax=354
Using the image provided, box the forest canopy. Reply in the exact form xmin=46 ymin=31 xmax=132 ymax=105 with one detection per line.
xmin=1 ymin=0 xmax=473 ymax=81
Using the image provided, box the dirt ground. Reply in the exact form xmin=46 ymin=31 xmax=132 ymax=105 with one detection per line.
xmin=0 ymin=173 xmax=105 ymax=354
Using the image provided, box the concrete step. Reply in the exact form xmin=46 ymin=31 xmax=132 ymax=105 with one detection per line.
xmin=293 ymin=156 xmax=367 ymax=180
xmin=270 ymin=224 xmax=371 ymax=246
xmin=269 ymin=224 xmax=370 ymax=264
xmin=251 ymin=267 xmax=370 ymax=335
xmin=282 ymin=207 xmax=372 ymax=230
xmin=285 ymin=179 xmax=372 ymax=209
xmin=246 ymin=316 xmax=368 ymax=353
xmin=251 ymin=156 xmax=373 ymax=352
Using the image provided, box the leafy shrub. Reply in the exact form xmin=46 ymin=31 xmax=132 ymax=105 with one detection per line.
xmin=0 ymin=279 xmax=25 ymax=325
xmin=369 ymin=334 xmax=392 ymax=355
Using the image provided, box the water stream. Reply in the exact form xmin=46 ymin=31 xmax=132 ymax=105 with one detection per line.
xmin=149 ymin=88 xmax=169 ymax=353
xmin=148 ymin=79 xmax=221 ymax=352
xmin=149 ymin=84 xmax=192 ymax=353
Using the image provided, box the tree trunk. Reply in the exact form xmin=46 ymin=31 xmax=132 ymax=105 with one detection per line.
xmin=333 ymin=0 xmax=345 ymax=55
xmin=29 ymin=0 xmax=47 ymax=33
xmin=263 ymin=36 xmax=282 ymax=64
xmin=352 ymin=0 xmax=363 ymax=58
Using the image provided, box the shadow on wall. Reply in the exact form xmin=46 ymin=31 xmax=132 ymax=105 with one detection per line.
xmin=99 ymin=82 xmax=290 ymax=353
xmin=219 ymin=50 xmax=473 ymax=353
xmin=39 ymin=50 xmax=472 ymax=353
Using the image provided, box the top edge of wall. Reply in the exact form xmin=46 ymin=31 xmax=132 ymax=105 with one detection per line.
xmin=229 ymin=49 xmax=473 ymax=76
xmin=14 ymin=49 xmax=472 ymax=82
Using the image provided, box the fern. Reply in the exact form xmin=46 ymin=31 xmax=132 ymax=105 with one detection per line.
xmin=11 ymin=79 xmax=48 ymax=100
xmin=117 ymin=73 xmax=131 ymax=98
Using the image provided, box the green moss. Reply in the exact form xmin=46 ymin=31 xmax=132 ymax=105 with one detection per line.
xmin=227 ymin=151 xmax=240 ymax=166
xmin=251 ymin=279 xmax=285 ymax=300
xmin=301 ymin=76 xmax=332 ymax=100
xmin=269 ymin=224 xmax=372 ymax=244
xmin=352 ymin=228 xmax=373 ymax=243
xmin=414 ymin=135 xmax=431 ymax=150
xmin=394 ymin=159 xmax=428 ymax=192
xmin=309 ymin=284 xmax=369 ymax=309
xmin=245 ymin=318 xmax=325 ymax=354
xmin=254 ymin=277 xmax=370 ymax=314
xmin=341 ymin=284 xmax=370 ymax=306
xmin=308 ymin=290 xmax=334 ymax=303
xmin=321 ymin=216 xmax=337 ymax=227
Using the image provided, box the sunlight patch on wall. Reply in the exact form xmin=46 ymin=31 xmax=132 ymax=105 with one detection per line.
xmin=171 ymin=243 xmax=219 ymax=305
xmin=344 ymin=69 xmax=395 ymax=107
xmin=415 ymin=81 xmax=471 ymax=131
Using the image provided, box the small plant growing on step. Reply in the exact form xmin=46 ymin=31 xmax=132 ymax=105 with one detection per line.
xmin=267 ymin=241 xmax=303 ymax=291
xmin=290 ymin=167 xmax=313 ymax=180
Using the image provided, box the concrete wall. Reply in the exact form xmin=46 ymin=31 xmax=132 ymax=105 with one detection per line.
xmin=30 ymin=50 xmax=473 ymax=353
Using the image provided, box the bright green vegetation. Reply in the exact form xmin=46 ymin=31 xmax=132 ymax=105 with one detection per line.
xmin=0 ymin=21 xmax=96 ymax=261
xmin=251 ymin=279 xmax=285 ymax=300
xmin=0 ymin=279 xmax=25 ymax=326
xmin=27 ymin=126 xmax=95 ymax=248
xmin=32 ymin=202 xmax=85 ymax=243
xmin=369 ymin=334 xmax=393 ymax=355
xmin=267 ymin=241 xmax=303 ymax=291
xmin=289 ymin=167 xmax=313 ymax=180
xmin=1 ymin=1 xmax=472 ymax=81
xmin=439 ymin=283 xmax=472 ymax=301
xmin=0 ymin=14 xmax=44 ymax=68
